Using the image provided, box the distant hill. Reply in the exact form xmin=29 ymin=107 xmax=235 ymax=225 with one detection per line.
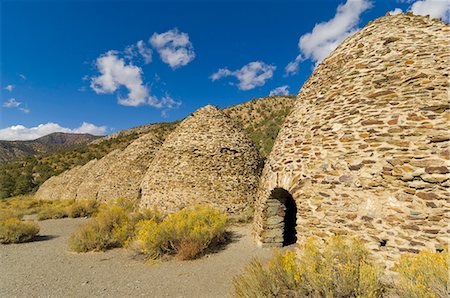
xmin=0 ymin=95 xmax=297 ymax=198
xmin=0 ymin=132 xmax=99 ymax=164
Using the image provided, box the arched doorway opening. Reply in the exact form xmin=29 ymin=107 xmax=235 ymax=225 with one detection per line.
xmin=265 ymin=188 xmax=297 ymax=246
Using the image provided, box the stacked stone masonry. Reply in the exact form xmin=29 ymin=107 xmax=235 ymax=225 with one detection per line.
xmin=253 ymin=14 xmax=449 ymax=267
xmin=140 ymin=105 xmax=261 ymax=215
xmin=35 ymin=131 xmax=166 ymax=202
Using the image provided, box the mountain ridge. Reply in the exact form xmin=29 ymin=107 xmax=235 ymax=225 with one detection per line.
xmin=0 ymin=132 xmax=99 ymax=164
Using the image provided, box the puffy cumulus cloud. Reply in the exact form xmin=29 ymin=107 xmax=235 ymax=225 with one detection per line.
xmin=0 ymin=122 xmax=107 ymax=141
xmin=150 ymin=28 xmax=195 ymax=69
xmin=210 ymin=61 xmax=276 ymax=91
xmin=389 ymin=8 xmax=403 ymax=15
xmin=410 ymin=0 xmax=449 ymax=20
xmin=90 ymin=51 xmax=181 ymax=109
xmin=4 ymin=85 xmax=14 ymax=92
xmin=91 ymin=50 xmax=149 ymax=107
xmin=285 ymin=0 xmax=372 ymax=75
xmin=269 ymin=85 xmax=290 ymax=96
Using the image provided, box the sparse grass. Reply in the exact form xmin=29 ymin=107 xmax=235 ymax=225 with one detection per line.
xmin=0 ymin=218 xmax=39 ymax=244
xmin=393 ymin=249 xmax=448 ymax=298
xmin=135 ymin=205 xmax=228 ymax=260
xmin=0 ymin=196 xmax=99 ymax=221
xmin=233 ymin=236 xmax=384 ymax=298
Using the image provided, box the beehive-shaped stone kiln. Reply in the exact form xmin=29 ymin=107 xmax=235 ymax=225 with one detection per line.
xmin=140 ymin=105 xmax=261 ymax=214
xmin=253 ymin=13 xmax=449 ymax=265
xmin=35 ymin=129 xmax=166 ymax=201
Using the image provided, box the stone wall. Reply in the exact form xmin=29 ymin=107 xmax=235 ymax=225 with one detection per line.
xmin=253 ymin=13 xmax=449 ymax=267
xmin=140 ymin=105 xmax=262 ymax=215
xmin=35 ymin=128 xmax=167 ymax=202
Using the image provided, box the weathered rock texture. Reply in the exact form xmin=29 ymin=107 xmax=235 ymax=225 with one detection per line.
xmin=35 ymin=130 xmax=166 ymax=201
xmin=96 ymin=132 xmax=165 ymax=202
xmin=253 ymin=14 xmax=449 ymax=267
xmin=35 ymin=160 xmax=98 ymax=200
xmin=140 ymin=105 xmax=261 ymax=214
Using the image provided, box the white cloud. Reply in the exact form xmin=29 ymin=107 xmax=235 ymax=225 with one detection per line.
xmin=2 ymin=98 xmax=21 ymax=108
xmin=19 ymin=107 xmax=30 ymax=114
xmin=0 ymin=122 xmax=107 ymax=141
xmin=4 ymin=85 xmax=14 ymax=92
xmin=389 ymin=8 xmax=403 ymax=15
xmin=210 ymin=61 xmax=276 ymax=91
xmin=90 ymin=50 xmax=150 ymax=107
xmin=410 ymin=0 xmax=449 ymax=20
xmin=284 ymin=55 xmax=303 ymax=76
xmin=137 ymin=40 xmax=152 ymax=64
xmin=124 ymin=40 xmax=152 ymax=64
xmin=285 ymin=0 xmax=372 ymax=75
xmin=90 ymin=51 xmax=180 ymax=109
xmin=2 ymin=98 xmax=30 ymax=114
xmin=150 ymin=28 xmax=195 ymax=69
xmin=269 ymin=85 xmax=290 ymax=96
xmin=19 ymin=74 xmax=26 ymax=80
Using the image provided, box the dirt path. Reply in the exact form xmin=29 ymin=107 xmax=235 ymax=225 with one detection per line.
xmin=0 ymin=218 xmax=274 ymax=297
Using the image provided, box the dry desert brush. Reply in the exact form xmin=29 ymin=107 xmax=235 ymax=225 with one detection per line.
xmin=393 ymin=249 xmax=448 ymax=298
xmin=233 ymin=236 xmax=384 ymax=298
xmin=0 ymin=218 xmax=40 ymax=244
xmin=68 ymin=199 xmax=161 ymax=252
xmin=134 ymin=205 xmax=228 ymax=260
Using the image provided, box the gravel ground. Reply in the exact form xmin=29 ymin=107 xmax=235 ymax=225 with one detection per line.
xmin=0 ymin=218 xmax=273 ymax=298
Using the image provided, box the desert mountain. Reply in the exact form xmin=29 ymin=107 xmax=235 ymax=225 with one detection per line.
xmin=0 ymin=132 xmax=99 ymax=164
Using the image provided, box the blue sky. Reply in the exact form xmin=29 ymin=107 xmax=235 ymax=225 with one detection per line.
xmin=1 ymin=0 xmax=448 ymax=140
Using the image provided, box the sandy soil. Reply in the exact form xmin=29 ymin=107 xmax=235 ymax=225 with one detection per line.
xmin=0 ymin=218 xmax=274 ymax=298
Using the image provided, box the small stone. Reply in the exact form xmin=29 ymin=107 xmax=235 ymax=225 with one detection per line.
xmin=425 ymin=166 xmax=449 ymax=174
xmin=424 ymin=229 xmax=440 ymax=234
xmin=349 ymin=164 xmax=363 ymax=171
xmin=361 ymin=119 xmax=384 ymax=125
xmin=425 ymin=202 xmax=437 ymax=208
xmin=416 ymin=192 xmax=439 ymax=201
xmin=420 ymin=173 xmax=449 ymax=183
xmin=402 ymin=224 xmax=420 ymax=231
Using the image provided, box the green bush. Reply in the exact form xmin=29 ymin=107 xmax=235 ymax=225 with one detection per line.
xmin=233 ymin=236 xmax=384 ymax=298
xmin=393 ymin=249 xmax=448 ymax=298
xmin=0 ymin=218 xmax=40 ymax=244
xmin=135 ymin=205 xmax=227 ymax=260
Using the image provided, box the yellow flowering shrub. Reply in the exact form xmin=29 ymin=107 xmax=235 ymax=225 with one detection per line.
xmin=234 ymin=236 xmax=383 ymax=298
xmin=393 ymin=249 xmax=448 ymax=298
xmin=0 ymin=196 xmax=99 ymax=221
xmin=0 ymin=218 xmax=39 ymax=244
xmin=68 ymin=198 xmax=163 ymax=253
xmin=134 ymin=205 xmax=228 ymax=260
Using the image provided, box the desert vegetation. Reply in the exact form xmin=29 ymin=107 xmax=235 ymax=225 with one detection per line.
xmin=0 ymin=217 xmax=40 ymax=244
xmin=234 ymin=236 xmax=384 ymax=298
xmin=0 ymin=196 xmax=99 ymax=221
xmin=393 ymin=249 xmax=448 ymax=298
xmin=233 ymin=237 xmax=448 ymax=298
xmin=69 ymin=200 xmax=228 ymax=261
